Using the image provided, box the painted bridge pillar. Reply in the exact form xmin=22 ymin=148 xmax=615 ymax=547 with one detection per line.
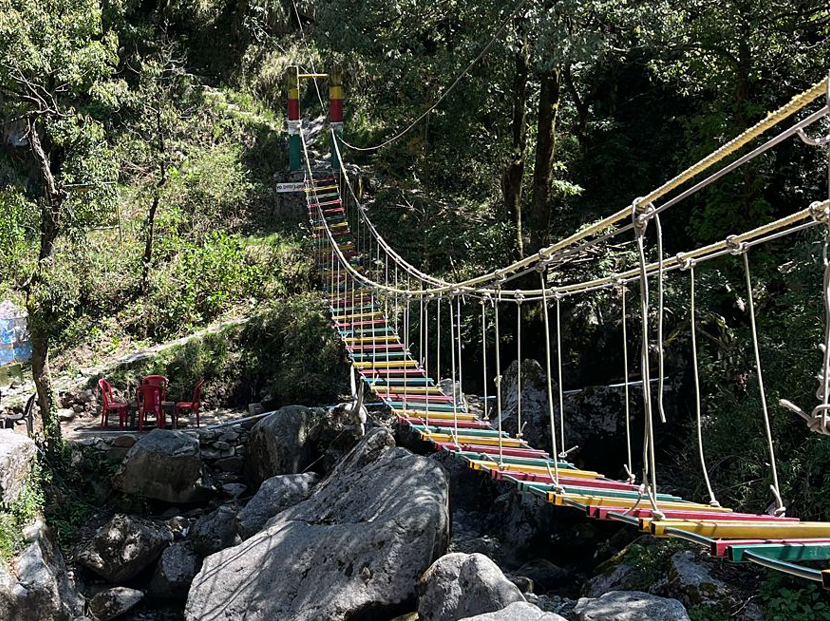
xmin=329 ymin=66 xmax=344 ymax=171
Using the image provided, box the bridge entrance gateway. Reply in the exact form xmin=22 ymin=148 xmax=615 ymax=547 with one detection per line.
xmin=296 ymin=70 xmax=830 ymax=589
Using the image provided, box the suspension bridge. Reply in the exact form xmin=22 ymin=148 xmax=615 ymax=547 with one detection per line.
xmin=297 ymin=70 xmax=830 ymax=589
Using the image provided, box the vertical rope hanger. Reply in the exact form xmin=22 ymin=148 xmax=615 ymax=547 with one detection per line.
xmin=618 ymin=281 xmax=635 ymax=484
xmin=632 ymin=198 xmax=663 ymax=517
xmin=655 ymin=215 xmax=668 ymax=424
xmin=449 ymin=292 xmax=461 ymax=449
xmin=516 ymin=295 xmax=524 ymax=439
xmin=680 ymin=256 xmax=720 ymax=507
xmin=554 ymin=293 xmax=567 ymax=457
xmin=437 ymin=297 xmax=442 ymax=382
xmin=494 ymin=291 xmax=505 ymax=466
xmin=481 ymin=299 xmax=489 ymax=419
xmin=457 ymin=296 xmax=464 ymax=402
xmin=728 ymin=237 xmax=786 ymax=516
xmin=424 ymin=295 xmax=431 ymax=427
xmin=538 ymin=266 xmax=562 ymax=487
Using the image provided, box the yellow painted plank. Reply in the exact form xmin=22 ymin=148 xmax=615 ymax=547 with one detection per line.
xmin=547 ymin=492 xmax=733 ymax=513
xmin=471 ymin=461 xmax=599 ymax=479
xmin=650 ymin=520 xmax=830 ymax=540
xmin=306 ymin=185 xmax=338 ymax=192
xmin=419 ymin=432 xmax=525 ymax=448
xmin=354 ymin=360 xmax=418 ymax=369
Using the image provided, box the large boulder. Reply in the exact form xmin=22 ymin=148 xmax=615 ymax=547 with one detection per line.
xmin=190 ymin=504 xmax=241 ymax=557
xmin=417 ymin=553 xmax=525 ymax=621
xmin=77 ymin=514 xmax=173 ymax=583
xmin=583 ymin=563 xmax=645 ymax=598
xmin=459 ymin=602 xmax=567 ymax=621
xmin=113 ymin=429 xmax=211 ymax=503
xmin=488 ymin=490 xmax=560 ymax=558
xmin=186 ymin=428 xmax=449 ymax=621
xmin=244 ymin=406 xmax=323 ymax=485
xmin=0 ymin=429 xmax=36 ymax=507
xmin=0 ymin=522 xmax=84 ymax=621
xmin=236 ymin=472 xmax=319 ymax=539
xmin=573 ymin=591 xmax=690 ymax=621
xmin=87 ymin=587 xmax=143 ymax=621
xmin=148 ymin=542 xmax=201 ymax=602
xmin=666 ymin=550 xmax=730 ymax=609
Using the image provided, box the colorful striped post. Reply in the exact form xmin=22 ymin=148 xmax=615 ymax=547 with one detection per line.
xmin=329 ymin=66 xmax=344 ymax=171
xmin=286 ymin=68 xmax=301 ymax=171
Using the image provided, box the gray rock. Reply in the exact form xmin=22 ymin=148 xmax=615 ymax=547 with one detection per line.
xmin=236 ymin=472 xmax=319 ymax=539
xmin=191 ymin=505 xmax=241 ymax=557
xmin=148 ymin=542 xmax=202 ymax=601
xmin=417 ymin=553 xmax=524 ymax=621
xmin=244 ymin=406 xmax=322 ymax=485
xmin=574 ymin=591 xmax=690 ymax=621
xmin=583 ymin=563 xmax=644 ymax=598
xmin=88 ymin=587 xmax=143 ymax=621
xmin=77 ymin=514 xmax=173 ymax=583
xmin=186 ymin=428 xmax=449 ymax=621
xmin=111 ymin=435 xmax=137 ymax=448
xmin=221 ymin=483 xmax=247 ymax=498
xmin=113 ymin=429 xmax=211 ymax=503
xmin=459 ymin=602 xmax=567 ymax=620
xmin=0 ymin=522 xmax=84 ymax=621
xmin=490 ymin=491 xmax=558 ymax=556
xmin=667 ymin=551 xmax=730 ymax=609
xmin=0 ymin=429 xmax=36 ymax=507
xmin=515 ymin=559 xmax=569 ymax=593
xmin=214 ymin=455 xmax=244 ymax=473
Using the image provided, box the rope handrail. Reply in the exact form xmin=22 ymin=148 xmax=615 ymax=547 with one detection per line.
xmin=330 ymin=89 xmax=828 ymax=299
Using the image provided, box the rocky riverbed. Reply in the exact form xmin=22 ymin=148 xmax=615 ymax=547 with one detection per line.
xmin=0 ymin=403 xmax=768 ymax=621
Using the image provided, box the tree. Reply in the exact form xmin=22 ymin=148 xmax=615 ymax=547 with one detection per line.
xmin=0 ymin=0 xmax=120 ymax=445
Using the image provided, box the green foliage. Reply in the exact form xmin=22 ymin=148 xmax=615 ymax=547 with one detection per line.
xmin=107 ymin=292 xmax=347 ymax=408
xmin=688 ymin=608 xmax=730 ymax=621
xmin=762 ymin=573 xmax=830 ymax=621
xmin=0 ymin=460 xmax=45 ymax=562
xmin=622 ymin=539 xmax=685 ymax=584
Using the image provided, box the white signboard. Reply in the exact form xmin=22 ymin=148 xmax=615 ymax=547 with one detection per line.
xmin=276 ymin=182 xmax=305 ymax=193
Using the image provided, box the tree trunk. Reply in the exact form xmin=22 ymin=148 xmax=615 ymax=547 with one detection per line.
xmin=26 ymin=124 xmax=63 ymax=443
xmin=501 ymin=30 xmax=529 ymax=258
xmin=528 ymin=69 xmax=561 ymax=254
xmin=142 ymin=191 xmax=161 ymax=289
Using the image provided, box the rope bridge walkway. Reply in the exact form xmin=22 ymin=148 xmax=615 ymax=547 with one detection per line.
xmin=298 ymin=72 xmax=830 ymax=590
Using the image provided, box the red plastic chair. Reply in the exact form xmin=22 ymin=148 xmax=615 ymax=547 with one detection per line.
xmin=142 ymin=374 xmax=169 ymax=402
xmin=174 ymin=380 xmax=204 ymax=428
xmin=137 ymin=384 xmax=164 ymax=432
xmin=99 ymin=379 xmax=129 ymax=429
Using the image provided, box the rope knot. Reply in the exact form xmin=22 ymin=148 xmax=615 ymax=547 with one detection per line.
xmin=515 ymin=292 xmax=525 ymax=305
xmin=552 ymin=289 xmax=563 ymax=301
xmin=725 ymin=235 xmax=747 ymax=255
xmin=632 ymin=197 xmax=654 ymax=232
xmin=535 ymin=261 xmax=547 ymax=274
xmin=809 ymin=200 xmax=830 ymax=224
xmin=676 ymin=252 xmax=695 ymax=271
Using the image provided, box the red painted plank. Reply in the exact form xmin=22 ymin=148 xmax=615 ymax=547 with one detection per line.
xmin=401 ymin=416 xmax=491 ymax=430
xmin=432 ymin=441 xmax=547 ymax=458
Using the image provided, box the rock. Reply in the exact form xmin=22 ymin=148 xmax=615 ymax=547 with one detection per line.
xmin=0 ymin=429 xmax=36 ymax=507
xmin=573 ymin=591 xmax=690 ymax=621
xmin=431 ymin=451 xmax=496 ymax=514
xmin=583 ymin=563 xmax=644 ymax=598
xmin=77 ymin=514 xmax=173 ymax=583
xmin=186 ymin=428 xmax=449 ymax=621
xmin=509 ymin=575 xmax=534 ymax=593
xmin=113 ymin=429 xmax=211 ymax=503
xmin=666 ymin=551 xmax=730 ymax=608
xmin=244 ymin=405 xmax=322 ymax=485
xmin=221 ymin=483 xmax=247 ymax=498
xmin=58 ymin=408 xmax=75 ymax=422
xmin=306 ymin=405 xmax=369 ymax=473
xmin=191 ymin=504 xmax=241 ymax=557
xmin=514 ymin=559 xmax=569 ymax=593
xmin=459 ymin=602 xmax=567 ymax=620
xmin=111 ymin=435 xmax=137 ymax=448
xmin=496 ymin=360 xmax=555 ymax=455
xmin=236 ymin=472 xmax=320 ymax=539
xmin=214 ymin=455 xmax=245 ymax=473
xmin=0 ymin=522 xmax=84 ymax=621
xmin=489 ymin=490 xmax=559 ymax=556
xmin=148 ymin=542 xmax=202 ymax=602
xmin=417 ymin=553 xmax=525 ymax=621
xmin=88 ymin=587 xmax=143 ymax=621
